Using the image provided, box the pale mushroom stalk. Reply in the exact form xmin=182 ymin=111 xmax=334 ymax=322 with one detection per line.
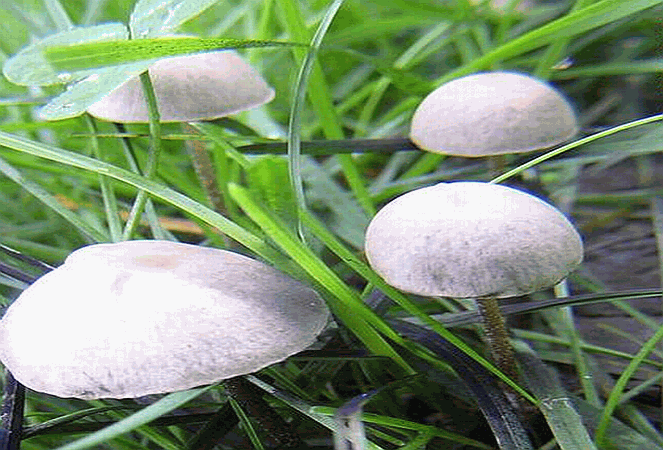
xmin=182 ymin=123 xmax=226 ymax=214
xmin=475 ymin=296 xmax=519 ymax=382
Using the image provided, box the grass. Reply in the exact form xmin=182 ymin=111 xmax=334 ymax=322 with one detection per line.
xmin=0 ymin=0 xmax=662 ymax=449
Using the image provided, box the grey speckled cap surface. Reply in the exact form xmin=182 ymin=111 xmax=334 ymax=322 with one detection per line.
xmin=410 ymin=72 xmax=578 ymax=156
xmin=87 ymin=50 xmax=274 ymax=123
xmin=0 ymin=241 xmax=328 ymax=399
xmin=365 ymin=182 xmax=583 ymax=298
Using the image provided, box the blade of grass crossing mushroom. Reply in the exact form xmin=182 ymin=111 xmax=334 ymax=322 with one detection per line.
xmin=491 ymin=114 xmax=663 ymax=184
xmin=122 ymin=71 xmax=162 ymax=240
xmin=84 ymin=115 xmax=122 ymax=241
xmin=287 ymin=0 xmax=348 ymax=241
xmin=278 ymin=0 xmax=375 ymax=217
xmin=299 ymin=207 xmax=536 ymax=402
xmin=114 ymin=123 xmax=173 ymax=241
xmin=227 ymin=182 xmax=412 ymax=372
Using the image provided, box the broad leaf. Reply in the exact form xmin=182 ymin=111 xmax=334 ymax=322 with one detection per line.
xmin=129 ymin=0 xmax=218 ymax=38
xmin=2 ymin=23 xmax=128 ymax=86
xmin=38 ymin=60 xmax=158 ymax=120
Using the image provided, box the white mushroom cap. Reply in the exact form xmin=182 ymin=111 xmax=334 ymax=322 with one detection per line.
xmin=409 ymin=72 xmax=578 ymax=156
xmin=365 ymin=182 xmax=583 ymax=298
xmin=86 ymin=51 xmax=275 ymax=123
xmin=0 ymin=241 xmax=328 ymax=399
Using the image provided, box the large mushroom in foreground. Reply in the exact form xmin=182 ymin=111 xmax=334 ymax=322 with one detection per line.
xmin=364 ymin=182 xmax=583 ymax=381
xmin=0 ymin=240 xmax=328 ymax=399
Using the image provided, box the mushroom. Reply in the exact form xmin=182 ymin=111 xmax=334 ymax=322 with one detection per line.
xmin=86 ymin=51 xmax=274 ymax=123
xmin=364 ymin=181 xmax=583 ymax=380
xmin=0 ymin=240 xmax=328 ymax=399
xmin=87 ymin=49 xmax=275 ymax=213
xmin=409 ymin=71 xmax=578 ymax=174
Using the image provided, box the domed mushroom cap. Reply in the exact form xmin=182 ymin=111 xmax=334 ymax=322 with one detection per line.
xmin=86 ymin=51 xmax=275 ymax=123
xmin=409 ymin=72 xmax=578 ymax=156
xmin=0 ymin=241 xmax=328 ymax=399
xmin=365 ymin=182 xmax=583 ymax=298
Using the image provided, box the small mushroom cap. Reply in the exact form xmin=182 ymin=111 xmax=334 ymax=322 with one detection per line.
xmin=409 ymin=72 xmax=578 ymax=156
xmin=365 ymin=182 xmax=583 ymax=298
xmin=0 ymin=241 xmax=328 ymax=399
xmin=86 ymin=51 xmax=275 ymax=123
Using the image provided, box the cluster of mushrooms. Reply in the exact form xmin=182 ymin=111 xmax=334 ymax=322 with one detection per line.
xmin=0 ymin=60 xmax=582 ymax=416
xmin=366 ymin=71 xmax=584 ymax=382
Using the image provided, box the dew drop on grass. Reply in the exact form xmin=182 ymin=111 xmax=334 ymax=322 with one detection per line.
xmin=57 ymin=73 xmax=73 ymax=83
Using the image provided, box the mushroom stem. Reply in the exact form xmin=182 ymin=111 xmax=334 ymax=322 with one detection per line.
xmin=487 ymin=155 xmax=507 ymax=179
xmin=182 ymin=124 xmax=226 ymax=215
xmin=475 ymin=296 xmax=519 ymax=383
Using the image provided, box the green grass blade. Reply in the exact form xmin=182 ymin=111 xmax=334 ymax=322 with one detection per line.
xmin=0 ymin=131 xmax=285 ymax=266
xmin=227 ymin=182 xmax=412 ymax=372
xmin=53 ymin=387 xmax=212 ymax=450
xmin=439 ymin=0 xmax=663 ymax=83
xmin=277 ymin=0 xmax=375 ymax=216
xmin=594 ymin=323 xmax=663 ymax=446
xmin=0 ymin=155 xmax=107 ymax=241
xmin=227 ymin=397 xmax=266 ymax=450
xmin=517 ymin=345 xmax=597 ymax=450
xmin=287 ymin=0 xmax=346 ymax=228
xmin=44 ymin=37 xmax=304 ymax=72
xmin=491 ymin=114 xmax=663 ymax=184
xmin=121 ymin=71 xmax=162 ymax=240
xmin=299 ymin=208 xmax=536 ymax=403
xmin=83 ymin=115 xmax=123 ymax=242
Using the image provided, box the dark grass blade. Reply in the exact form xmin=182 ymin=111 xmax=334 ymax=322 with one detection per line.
xmin=0 ymin=263 xmax=38 ymax=285
xmin=237 ymin=138 xmax=417 ymax=155
xmin=388 ymin=320 xmax=534 ymax=450
xmin=0 ymin=244 xmax=54 ymax=273
xmin=435 ymin=289 xmax=663 ymax=328
xmin=0 ymin=250 xmax=50 ymax=450
xmin=0 ymin=372 xmax=25 ymax=450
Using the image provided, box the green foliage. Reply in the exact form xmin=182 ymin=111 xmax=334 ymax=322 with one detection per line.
xmin=1 ymin=0 xmax=663 ymax=448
